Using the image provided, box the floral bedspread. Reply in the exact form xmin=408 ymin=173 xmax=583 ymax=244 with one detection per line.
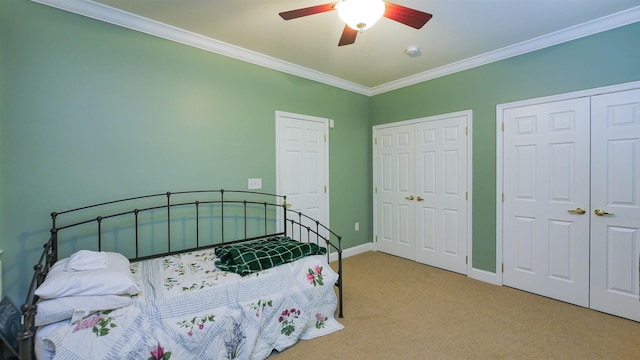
xmin=39 ymin=250 xmax=343 ymax=360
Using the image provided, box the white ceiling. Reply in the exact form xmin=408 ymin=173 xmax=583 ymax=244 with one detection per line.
xmin=34 ymin=0 xmax=640 ymax=95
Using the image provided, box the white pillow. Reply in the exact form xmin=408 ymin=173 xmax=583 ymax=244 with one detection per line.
xmin=64 ymin=250 xmax=107 ymax=271
xmin=35 ymin=251 xmax=141 ymax=299
xmin=35 ymin=294 xmax=133 ymax=326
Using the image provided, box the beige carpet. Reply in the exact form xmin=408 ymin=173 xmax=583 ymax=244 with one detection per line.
xmin=270 ymin=251 xmax=640 ymax=359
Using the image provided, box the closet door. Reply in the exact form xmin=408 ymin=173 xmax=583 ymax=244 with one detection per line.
xmin=374 ymin=112 xmax=470 ymax=273
xmin=376 ymin=124 xmax=416 ymax=260
xmin=276 ymin=111 xmax=329 ymax=235
xmin=590 ymin=89 xmax=640 ymax=321
xmin=414 ymin=116 xmax=469 ymax=274
xmin=503 ymin=98 xmax=591 ymax=307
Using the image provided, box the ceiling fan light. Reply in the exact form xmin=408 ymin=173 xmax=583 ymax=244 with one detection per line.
xmin=337 ymin=0 xmax=386 ymax=31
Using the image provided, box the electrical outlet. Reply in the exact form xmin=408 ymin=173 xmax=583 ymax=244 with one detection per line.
xmin=355 ymin=222 xmax=359 ymax=231
xmin=248 ymin=178 xmax=262 ymax=190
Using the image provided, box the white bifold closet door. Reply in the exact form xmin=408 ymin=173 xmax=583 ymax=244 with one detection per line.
xmin=374 ymin=112 xmax=470 ymax=275
xmin=503 ymin=98 xmax=591 ymax=307
xmin=376 ymin=124 xmax=416 ymax=260
xmin=414 ymin=117 xmax=469 ymax=274
xmin=503 ymin=88 xmax=640 ymax=321
xmin=590 ymin=89 xmax=640 ymax=321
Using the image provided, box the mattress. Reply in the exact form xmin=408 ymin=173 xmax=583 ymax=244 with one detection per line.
xmin=35 ymin=248 xmax=342 ymax=359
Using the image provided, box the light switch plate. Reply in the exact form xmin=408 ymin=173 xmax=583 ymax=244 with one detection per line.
xmin=248 ymin=178 xmax=262 ymax=189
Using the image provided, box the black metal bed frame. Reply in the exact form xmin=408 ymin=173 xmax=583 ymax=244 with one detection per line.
xmin=18 ymin=189 xmax=343 ymax=360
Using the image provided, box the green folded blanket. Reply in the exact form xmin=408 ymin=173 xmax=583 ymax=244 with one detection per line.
xmin=214 ymin=236 xmax=326 ymax=276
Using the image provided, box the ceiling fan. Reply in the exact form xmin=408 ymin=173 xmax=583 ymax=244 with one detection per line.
xmin=279 ymin=0 xmax=433 ymax=46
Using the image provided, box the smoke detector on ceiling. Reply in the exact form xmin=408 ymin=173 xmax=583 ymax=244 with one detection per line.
xmin=405 ymin=46 xmax=421 ymax=58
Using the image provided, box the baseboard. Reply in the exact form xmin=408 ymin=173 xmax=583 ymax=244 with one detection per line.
xmin=329 ymin=242 xmax=374 ymax=262
xmin=469 ymin=267 xmax=502 ymax=285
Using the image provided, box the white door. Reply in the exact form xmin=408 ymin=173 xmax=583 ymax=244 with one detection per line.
xmin=503 ymin=98 xmax=591 ymax=307
xmin=590 ymin=89 xmax=640 ymax=321
xmin=276 ymin=111 xmax=329 ymax=240
xmin=374 ymin=111 xmax=471 ymax=273
xmin=414 ymin=116 xmax=469 ymax=274
xmin=375 ymin=124 xmax=416 ymax=260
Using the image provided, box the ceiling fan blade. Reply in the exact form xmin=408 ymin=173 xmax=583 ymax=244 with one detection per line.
xmin=383 ymin=1 xmax=433 ymax=29
xmin=338 ymin=25 xmax=358 ymax=46
xmin=279 ymin=3 xmax=338 ymax=20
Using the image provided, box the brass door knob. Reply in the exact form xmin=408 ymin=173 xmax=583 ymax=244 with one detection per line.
xmin=594 ymin=208 xmax=614 ymax=216
xmin=405 ymin=195 xmax=415 ymax=200
xmin=416 ymin=196 xmax=424 ymax=201
xmin=567 ymin=208 xmax=586 ymax=215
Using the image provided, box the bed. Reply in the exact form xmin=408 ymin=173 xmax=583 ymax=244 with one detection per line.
xmin=18 ymin=189 xmax=343 ymax=360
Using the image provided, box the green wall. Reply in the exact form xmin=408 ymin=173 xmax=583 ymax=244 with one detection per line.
xmin=371 ymin=22 xmax=640 ymax=272
xmin=0 ymin=0 xmax=371 ymax=303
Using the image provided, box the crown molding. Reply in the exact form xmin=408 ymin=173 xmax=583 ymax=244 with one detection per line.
xmin=31 ymin=0 xmax=640 ymax=97
xmin=31 ymin=0 xmax=372 ymax=96
xmin=370 ymin=6 xmax=640 ymax=95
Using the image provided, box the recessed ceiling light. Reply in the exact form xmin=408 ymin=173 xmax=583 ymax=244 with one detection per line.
xmin=405 ymin=46 xmax=421 ymax=58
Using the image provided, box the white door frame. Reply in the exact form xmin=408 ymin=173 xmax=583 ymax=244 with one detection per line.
xmin=496 ymin=80 xmax=640 ymax=287
xmin=275 ymin=110 xmax=330 ymax=232
xmin=373 ymin=110 xmax=473 ymax=275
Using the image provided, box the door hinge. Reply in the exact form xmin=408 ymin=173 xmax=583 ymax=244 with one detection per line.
xmin=374 ymin=137 xmax=377 ymax=145
xmin=375 ymin=235 xmax=378 ymax=243
xmin=375 ymin=187 xmax=378 ymax=194
xmin=466 ymin=192 xmax=468 ymax=200
xmin=465 ymin=256 xmax=468 ymax=265
xmin=502 ymin=193 xmax=504 ymax=202
xmin=465 ymin=127 xmax=468 ymax=136
xmin=324 ymin=134 xmax=327 ymax=143
xmin=324 ymin=186 xmax=327 ymax=193
xmin=501 ymin=122 xmax=504 ymax=132
xmin=502 ymin=263 xmax=504 ymax=273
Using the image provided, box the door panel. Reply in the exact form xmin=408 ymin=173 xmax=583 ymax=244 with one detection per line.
xmin=415 ymin=116 xmax=468 ymax=274
xmin=374 ymin=112 xmax=470 ymax=274
xmin=376 ymin=124 xmax=415 ymax=259
xmin=590 ymin=89 xmax=640 ymax=321
xmin=503 ymin=98 xmax=590 ymax=307
xmin=276 ymin=112 xmax=328 ymax=240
